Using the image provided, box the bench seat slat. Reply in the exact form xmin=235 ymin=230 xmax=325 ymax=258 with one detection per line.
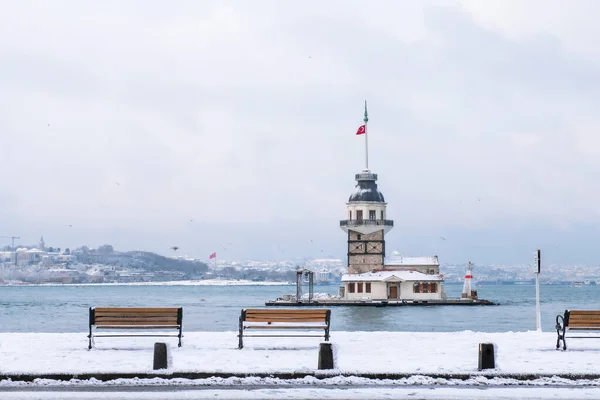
xmin=567 ymin=327 xmax=600 ymax=330
xmin=245 ymin=312 xmax=327 ymax=316
xmin=244 ymin=325 xmax=327 ymax=329
xmin=95 ymin=325 xmax=180 ymax=329
xmin=568 ymin=321 xmax=600 ymax=325
xmin=94 ymin=308 xmax=179 ymax=313
xmin=94 ymin=334 xmax=181 ymax=337
xmin=568 ymin=311 xmax=600 ymax=315
xmin=245 ymin=310 xmax=328 ymax=313
xmin=95 ymin=316 xmax=179 ymax=320
xmin=245 ymin=318 xmax=328 ymax=323
xmin=95 ymin=321 xmax=179 ymax=325
xmin=245 ymin=316 xmax=328 ymax=318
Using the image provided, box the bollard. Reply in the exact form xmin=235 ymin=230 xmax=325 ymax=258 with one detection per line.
xmin=318 ymin=342 xmax=334 ymax=370
xmin=478 ymin=343 xmax=495 ymax=370
xmin=153 ymin=342 xmax=169 ymax=370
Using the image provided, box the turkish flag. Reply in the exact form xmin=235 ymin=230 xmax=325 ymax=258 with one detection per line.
xmin=209 ymin=252 xmax=216 ymax=259
xmin=356 ymin=125 xmax=366 ymax=135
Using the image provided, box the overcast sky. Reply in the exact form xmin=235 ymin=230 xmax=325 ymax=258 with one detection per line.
xmin=2 ymin=0 xmax=600 ymax=265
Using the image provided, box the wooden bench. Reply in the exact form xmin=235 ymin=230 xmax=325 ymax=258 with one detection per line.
xmin=238 ymin=308 xmax=331 ymax=349
xmin=88 ymin=307 xmax=183 ymax=350
xmin=556 ymin=309 xmax=600 ymax=350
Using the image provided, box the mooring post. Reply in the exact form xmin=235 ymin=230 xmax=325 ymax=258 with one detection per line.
xmin=153 ymin=342 xmax=169 ymax=370
xmin=318 ymin=342 xmax=334 ymax=370
xmin=478 ymin=343 xmax=495 ymax=370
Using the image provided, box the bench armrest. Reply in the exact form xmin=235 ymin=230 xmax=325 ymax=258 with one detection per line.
xmin=556 ymin=314 xmax=565 ymax=331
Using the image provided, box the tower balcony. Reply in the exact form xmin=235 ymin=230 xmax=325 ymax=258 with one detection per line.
xmin=340 ymin=219 xmax=393 ymax=228
xmin=340 ymin=219 xmax=394 ymax=235
xmin=355 ymin=172 xmax=377 ymax=181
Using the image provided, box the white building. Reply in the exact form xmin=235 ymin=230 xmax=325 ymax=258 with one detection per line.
xmin=342 ymin=269 xmax=445 ymax=301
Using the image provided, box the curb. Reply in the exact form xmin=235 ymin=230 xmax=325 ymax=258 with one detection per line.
xmin=2 ymin=372 xmax=600 ymax=382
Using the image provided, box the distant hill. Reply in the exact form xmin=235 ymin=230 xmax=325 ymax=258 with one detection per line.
xmin=72 ymin=245 xmax=208 ymax=277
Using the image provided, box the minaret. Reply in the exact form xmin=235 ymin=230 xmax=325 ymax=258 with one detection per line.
xmin=340 ymin=102 xmax=394 ymax=274
xmin=39 ymin=236 xmax=45 ymax=251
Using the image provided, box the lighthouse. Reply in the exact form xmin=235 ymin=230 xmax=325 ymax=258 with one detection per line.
xmin=340 ymin=102 xmax=394 ymax=274
xmin=338 ymin=102 xmax=445 ymax=302
xmin=340 ymin=170 xmax=393 ymax=273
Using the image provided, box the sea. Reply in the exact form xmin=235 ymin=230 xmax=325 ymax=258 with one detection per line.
xmin=0 ymin=283 xmax=598 ymax=333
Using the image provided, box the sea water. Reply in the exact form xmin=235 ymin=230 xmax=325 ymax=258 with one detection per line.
xmin=0 ymin=283 xmax=598 ymax=333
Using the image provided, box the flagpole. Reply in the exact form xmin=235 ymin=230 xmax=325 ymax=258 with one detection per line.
xmin=535 ymin=249 xmax=541 ymax=331
xmin=364 ymin=100 xmax=369 ymax=170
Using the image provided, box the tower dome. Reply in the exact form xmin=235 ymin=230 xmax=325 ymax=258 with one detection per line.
xmin=348 ymin=170 xmax=385 ymax=203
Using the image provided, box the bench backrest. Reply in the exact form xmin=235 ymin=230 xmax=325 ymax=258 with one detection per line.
xmin=243 ymin=309 xmax=330 ymax=324
xmin=90 ymin=307 xmax=182 ymax=326
xmin=566 ymin=310 xmax=600 ymax=328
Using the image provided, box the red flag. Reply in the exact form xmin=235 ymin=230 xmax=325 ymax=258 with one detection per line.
xmin=209 ymin=252 xmax=216 ymax=259
xmin=356 ymin=125 xmax=366 ymax=135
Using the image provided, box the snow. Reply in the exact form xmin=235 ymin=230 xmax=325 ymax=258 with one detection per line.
xmin=0 ymin=280 xmax=292 ymax=287
xmin=341 ymin=270 xmax=443 ymax=282
xmin=385 ymin=255 xmax=439 ymax=266
xmin=4 ymin=388 xmax=600 ymax=400
xmin=1 ymin=331 xmax=599 ymax=377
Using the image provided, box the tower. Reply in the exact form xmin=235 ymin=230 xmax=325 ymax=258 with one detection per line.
xmin=39 ymin=236 xmax=45 ymax=251
xmin=340 ymin=170 xmax=393 ymax=273
xmin=461 ymin=261 xmax=474 ymax=298
xmin=339 ymin=101 xmax=394 ymax=274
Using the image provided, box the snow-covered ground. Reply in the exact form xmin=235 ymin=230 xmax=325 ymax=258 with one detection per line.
xmin=1 ymin=331 xmax=599 ymax=376
xmin=0 ymin=279 xmax=293 ymax=287
xmin=3 ymin=388 xmax=600 ymax=400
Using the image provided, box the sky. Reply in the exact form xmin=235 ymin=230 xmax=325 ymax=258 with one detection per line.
xmin=2 ymin=0 xmax=600 ymax=265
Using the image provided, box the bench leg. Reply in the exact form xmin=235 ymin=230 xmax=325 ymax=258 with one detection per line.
xmin=178 ymin=329 xmax=182 ymax=347
xmin=325 ymin=328 xmax=330 ymax=341
xmin=238 ymin=315 xmax=244 ymax=349
xmin=88 ymin=334 xmax=92 ymax=350
xmin=555 ymin=314 xmax=566 ymax=350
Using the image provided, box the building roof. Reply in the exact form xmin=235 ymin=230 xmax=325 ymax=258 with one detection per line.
xmin=348 ymin=172 xmax=386 ymax=203
xmin=385 ymin=255 xmax=439 ymax=266
xmin=341 ymin=270 xmax=443 ymax=282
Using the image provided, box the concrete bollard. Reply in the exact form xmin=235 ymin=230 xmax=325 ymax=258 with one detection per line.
xmin=478 ymin=343 xmax=495 ymax=370
xmin=318 ymin=342 xmax=334 ymax=370
xmin=153 ymin=342 xmax=169 ymax=370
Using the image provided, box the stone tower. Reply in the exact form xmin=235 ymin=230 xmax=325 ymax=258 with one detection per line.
xmin=340 ymin=169 xmax=394 ymax=273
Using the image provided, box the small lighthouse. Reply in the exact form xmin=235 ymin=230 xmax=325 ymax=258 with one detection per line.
xmin=340 ymin=102 xmax=394 ymax=274
xmin=461 ymin=261 xmax=477 ymax=299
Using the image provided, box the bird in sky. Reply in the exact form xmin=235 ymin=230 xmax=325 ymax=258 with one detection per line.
xmin=440 ymin=237 xmax=446 ymax=241
xmin=69 ymin=224 xmax=72 ymax=228
xmin=171 ymin=246 xmax=179 ymax=251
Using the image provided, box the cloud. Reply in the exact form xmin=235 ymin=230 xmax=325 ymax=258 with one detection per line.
xmin=1 ymin=1 xmax=600 ymax=264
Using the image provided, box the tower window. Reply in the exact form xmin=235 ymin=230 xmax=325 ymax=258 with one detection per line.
xmin=356 ymin=210 xmax=363 ymax=220
xmin=365 ymin=282 xmax=371 ymax=293
xmin=357 ymin=234 xmax=361 ymax=240
xmin=369 ymin=210 xmax=376 ymax=220
xmin=348 ymin=283 xmax=355 ymax=293
xmin=357 ymin=283 xmax=363 ymax=293
xmin=349 ymin=211 xmax=352 ymax=220
xmin=380 ymin=211 xmax=384 ymax=220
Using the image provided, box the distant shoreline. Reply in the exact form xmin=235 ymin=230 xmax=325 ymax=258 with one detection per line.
xmin=0 ymin=279 xmax=295 ymax=287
